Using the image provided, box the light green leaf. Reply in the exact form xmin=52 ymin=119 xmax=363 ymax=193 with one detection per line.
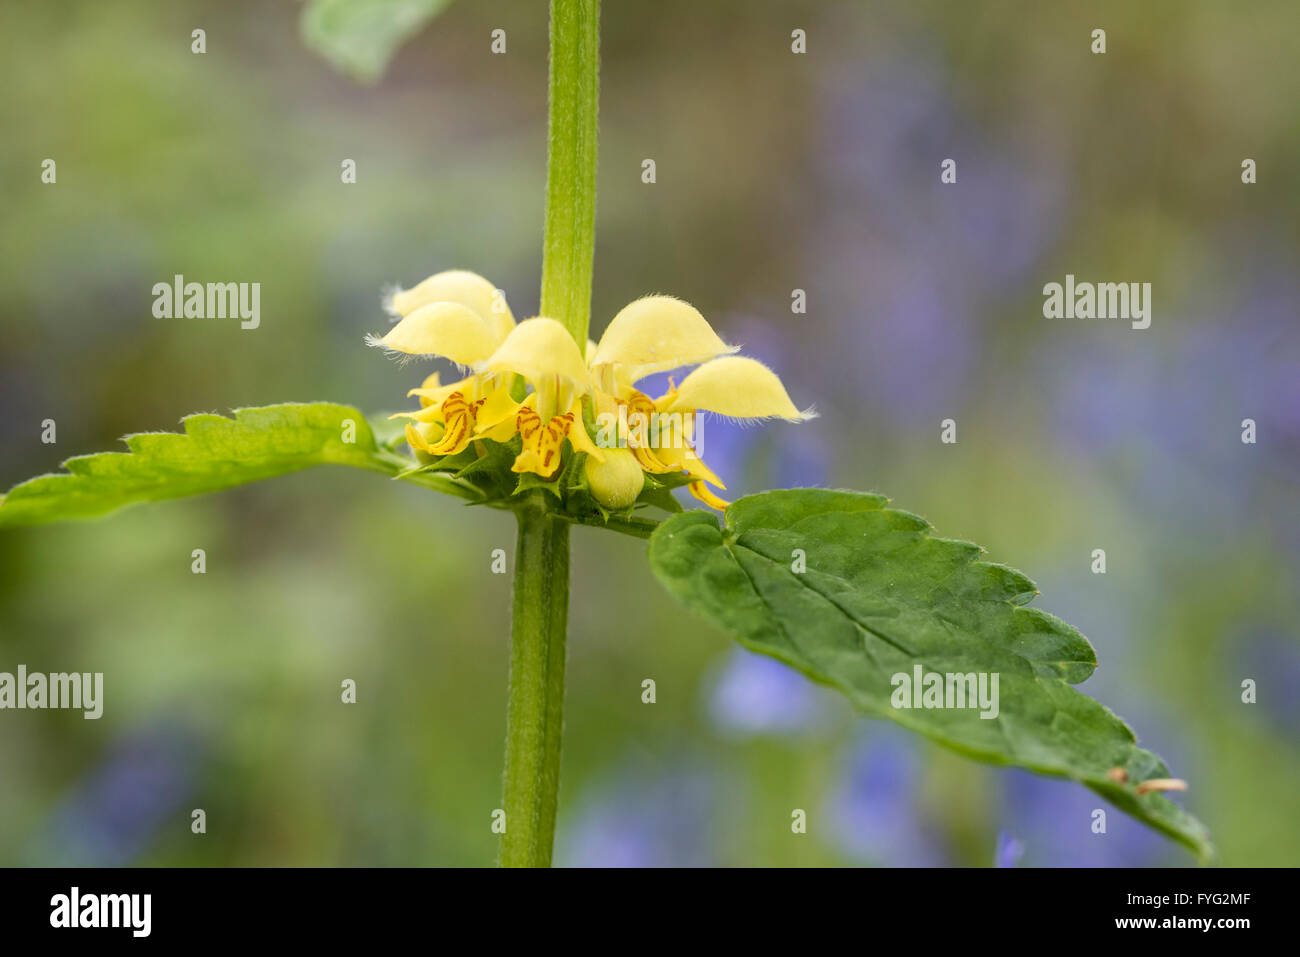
xmin=0 ymin=402 xmax=477 ymax=528
xmin=301 ymin=0 xmax=455 ymax=83
xmin=648 ymin=489 xmax=1213 ymax=861
xmin=633 ymin=473 xmax=685 ymax=515
xmin=368 ymin=409 xmax=413 ymax=452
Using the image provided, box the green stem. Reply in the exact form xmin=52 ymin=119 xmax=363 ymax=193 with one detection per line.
xmin=500 ymin=495 xmax=571 ymax=867
xmin=498 ymin=0 xmax=600 ymax=869
xmin=559 ymin=511 xmax=659 ymax=539
xmin=539 ymin=0 xmax=600 ymax=345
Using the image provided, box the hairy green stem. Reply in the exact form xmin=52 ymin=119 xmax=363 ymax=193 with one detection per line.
xmin=539 ymin=0 xmax=600 ymax=345
xmin=499 ymin=0 xmax=600 ymax=867
xmin=559 ymin=511 xmax=658 ymax=539
xmin=500 ymin=496 xmax=571 ymax=867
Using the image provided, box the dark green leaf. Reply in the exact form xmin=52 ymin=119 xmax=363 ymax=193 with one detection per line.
xmin=648 ymin=489 xmax=1213 ymax=861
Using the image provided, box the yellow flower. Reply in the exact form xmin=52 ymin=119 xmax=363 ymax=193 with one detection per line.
xmin=371 ymin=275 xmax=811 ymax=510
xmin=472 ymin=316 xmax=605 ymax=479
xmin=475 ymin=294 xmax=812 ymax=508
xmin=589 ymin=296 xmax=811 ymax=508
xmin=366 ymin=270 xmax=519 ymax=457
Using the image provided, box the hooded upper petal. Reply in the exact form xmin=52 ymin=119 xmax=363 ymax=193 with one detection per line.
xmin=477 ymin=317 xmax=594 ymax=390
xmin=386 ymin=269 xmax=515 ymax=344
xmin=368 ymin=302 xmax=501 ymax=365
xmin=590 ymin=296 xmax=737 ymax=383
xmin=663 ymin=356 xmax=812 ymax=421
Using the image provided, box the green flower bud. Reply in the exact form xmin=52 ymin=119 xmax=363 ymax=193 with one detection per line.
xmin=583 ymin=448 xmax=645 ymax=509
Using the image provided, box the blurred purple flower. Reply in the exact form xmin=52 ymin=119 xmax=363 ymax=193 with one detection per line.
xmin=557 ymin=763 xmax=716 ymax=867
xmin=1234 ymin=628 xmax=1300 ymax=737
xmin=824 ymin=726 xmax=948 ymax=866
xmin=805 ymin=37 xmax=1066 ymax=430
xmin=815 ymin=36 xmax=1065 ymax=287
xmin=706 ymin=647 xmax=834 ymax=737
xmin=1044 ymin=255 xmax=1299 ymax=535
xmin=26 ymin=720 xmax=201 ymax=866
xmin=837 ymin=266 xmax=978 ymax=424
xmin=994 ymin=829 xmax=1025 ymax=868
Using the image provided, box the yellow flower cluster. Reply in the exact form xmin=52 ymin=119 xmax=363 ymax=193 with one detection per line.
xmin=368 ymin=270 xmax=811 ymax=510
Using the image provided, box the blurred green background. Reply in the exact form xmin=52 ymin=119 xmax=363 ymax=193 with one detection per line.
xmin=1 ymin=0 xmax=1297 ymax=866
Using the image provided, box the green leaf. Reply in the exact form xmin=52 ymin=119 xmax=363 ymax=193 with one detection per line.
xmin=647 ymin=489 xmax=1213 ymax=862
xmin=0 ymin=402 xmax=476 ymax=528
xmin=452 ymin=439 xmax=521 ymax=501
xmin=632 ymin=472 xmax=685 ymax=515
xmin=301 ymin=0 xmax=455 ymax=83
xmin=367 ymin=409 xmax=412 ymax=452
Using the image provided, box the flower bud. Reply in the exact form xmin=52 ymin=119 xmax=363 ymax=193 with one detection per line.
xmin=583 ymin=448 xmax=645 ymax=509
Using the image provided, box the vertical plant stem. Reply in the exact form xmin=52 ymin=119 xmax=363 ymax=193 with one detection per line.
xmin=499 ymin=0 xmax=599 ymax=869
xmin=539 ymin=0 xmax=600 ymax=345
xmin=500 ymin=496 xmax=571 ymax=867
xmin=497 ymin=0 xmax=600 ymax=869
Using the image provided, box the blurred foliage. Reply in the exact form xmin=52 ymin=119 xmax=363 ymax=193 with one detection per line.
xmin=1 ymin=0 xmax=1297 ymax=866
xmin=302 ymin=0 xmax=455 ymax=84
